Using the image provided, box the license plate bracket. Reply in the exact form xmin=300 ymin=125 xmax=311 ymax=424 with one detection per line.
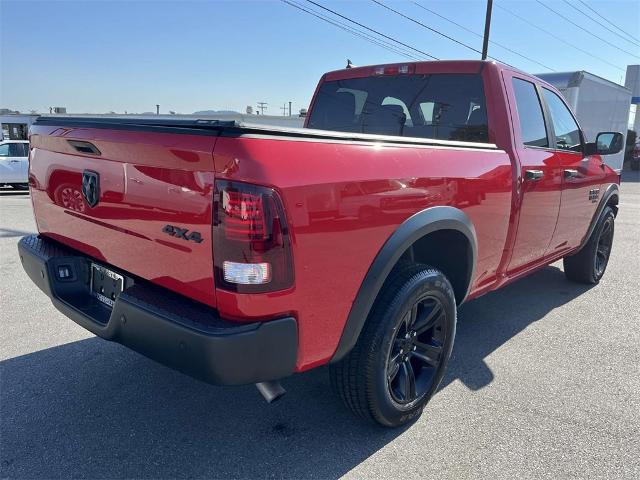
xmin=90 ymin=263 xmax=124 ymax=308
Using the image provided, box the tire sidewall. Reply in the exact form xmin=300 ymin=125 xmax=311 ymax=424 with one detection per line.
xmin=590 ymin=207 xmax=615 ymax=282
xmin=368 ymin=269 xmax=457 ymax=426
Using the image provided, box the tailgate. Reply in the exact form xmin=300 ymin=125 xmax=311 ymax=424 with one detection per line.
xmin=28 ymin=121 xmax=218 ymax=307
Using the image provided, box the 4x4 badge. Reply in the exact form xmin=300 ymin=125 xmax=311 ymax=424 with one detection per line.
xmin=162 ymin=224 xmax=203 ymax=243
xmin=588 ymin=188 xmax=600 ymax=203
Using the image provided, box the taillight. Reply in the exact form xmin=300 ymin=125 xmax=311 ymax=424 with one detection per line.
xmin=213 ymin=180 xmax=294 ymax=293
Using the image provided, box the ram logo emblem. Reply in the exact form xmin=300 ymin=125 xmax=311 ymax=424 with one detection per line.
xmin=81 ymin=170 xmax=100 ymax=208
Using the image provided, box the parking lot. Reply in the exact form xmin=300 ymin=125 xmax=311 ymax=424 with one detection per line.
xmin=0 ymin=173 xmax=638 ymax=479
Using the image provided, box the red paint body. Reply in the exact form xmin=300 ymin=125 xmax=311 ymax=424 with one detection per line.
xmin=28 ymin=61 xmax=619 ymax=372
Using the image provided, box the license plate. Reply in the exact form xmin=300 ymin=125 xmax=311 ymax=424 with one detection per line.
xmin=90 ymin=263 xmax=124 ymax=308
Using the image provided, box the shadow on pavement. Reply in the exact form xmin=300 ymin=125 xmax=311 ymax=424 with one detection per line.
xmin=445 ymin=265 xmax=593 ymax=391
xmin=0 ymin=228 xmax=36 ymax=238
xmin=0 ymin=266 xmax=593 ymax=479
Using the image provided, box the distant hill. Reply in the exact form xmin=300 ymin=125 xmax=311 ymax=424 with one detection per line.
xmin=192 ymin=110 xmax=241 ymax=115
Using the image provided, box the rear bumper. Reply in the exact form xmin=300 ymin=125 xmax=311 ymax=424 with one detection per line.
xmin=18 ymin=235 xmax=298 ymax=386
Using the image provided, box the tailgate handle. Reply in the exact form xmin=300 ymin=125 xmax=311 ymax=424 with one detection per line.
xmin=68 ymin=140 xmax=101 ymax=155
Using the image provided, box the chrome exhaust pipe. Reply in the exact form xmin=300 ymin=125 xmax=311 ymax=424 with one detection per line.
xmin=255 ymin=381 xmax=286 ymax=403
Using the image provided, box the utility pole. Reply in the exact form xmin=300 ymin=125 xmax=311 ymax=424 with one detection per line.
xmin=156 ymin=104 xmax=160 ymax=115
xmin=481 ymin=0 xmax=493 ymax=60
xmin=257 ymin=102 xmax=268 ymax=115
xmin=280 ymin=104 xmax=288 ymax=116
xmin=288 ymin=101 xmax=292 ymax=117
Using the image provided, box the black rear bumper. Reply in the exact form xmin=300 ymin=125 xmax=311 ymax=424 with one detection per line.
xmin=17 ymin=235 xmax=298 ymax=386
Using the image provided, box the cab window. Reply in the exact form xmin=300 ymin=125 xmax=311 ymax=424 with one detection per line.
xmin=308 ymin=73 xmax=489 ymax=142
xmin=541 ymin=88 xmax=582 ymax=152
xmin=511 ymin=78 xmax=548 ymax=148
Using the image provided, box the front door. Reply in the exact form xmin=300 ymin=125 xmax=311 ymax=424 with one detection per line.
xmin=506 ymin=76 xmax=563 ymax=273
xmin=540 ymin=88 xmax=604 ymax=255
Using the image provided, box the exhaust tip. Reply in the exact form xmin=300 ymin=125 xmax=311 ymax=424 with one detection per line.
xmin=255 ymin=381 xmax=286 ymax=403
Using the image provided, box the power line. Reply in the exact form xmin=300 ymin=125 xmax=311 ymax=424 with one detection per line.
xmin=495 ymin=2 xmax=626 ymax=73
xmin=576 ymin=0 xmax=640 ymax=45
xmin=561 ymin=0 xmax=640 ymax=48
xmin=535 ymin=0 xmax=640 ymax=59
xmin=370 ymin=0 xmax=484 ymax=56
xmin=281 ymin=0 xmax=424 ymax=61
xmin=410 ymin=1 xmax=555 ymax=72
xmin=304 ymin=0 xmax=439 ymax=60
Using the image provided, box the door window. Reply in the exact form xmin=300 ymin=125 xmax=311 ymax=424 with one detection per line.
xmin=512 ymin=78 xmax=548 ymax=148
xmin=542 ymin=88 xmax=582 ymax=152
xmin=0 ymin=143 xmax=24 ymax=157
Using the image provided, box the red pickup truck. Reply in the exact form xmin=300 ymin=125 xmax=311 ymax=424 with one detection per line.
xmin=19 ymin=60 xmax=623 ymax=427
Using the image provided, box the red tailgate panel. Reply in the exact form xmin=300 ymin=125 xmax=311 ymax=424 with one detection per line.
xmin=29 ymin=125 xmax=218 ymax=308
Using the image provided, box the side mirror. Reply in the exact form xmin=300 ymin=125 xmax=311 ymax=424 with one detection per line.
xmin=586 ymin=132 xmax=624 ymax=156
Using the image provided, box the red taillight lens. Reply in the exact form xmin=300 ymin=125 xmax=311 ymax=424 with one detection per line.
xmin=213 ymin=180 xmax=294 ymax=293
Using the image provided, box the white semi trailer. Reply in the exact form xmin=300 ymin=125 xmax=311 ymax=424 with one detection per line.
xmin=537 ymin=71 xmax=631 ymax=173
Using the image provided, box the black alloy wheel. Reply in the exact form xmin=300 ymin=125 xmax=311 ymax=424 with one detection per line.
xmin=386 ymin=295 xmax=447 ymax=404
xmin=330 ymin=263 xmax=457 ymax=427
xmin=564 ymin=205 xmax=615 ymax=284
xmin=594 ymin=215 xmax=613 ymax=278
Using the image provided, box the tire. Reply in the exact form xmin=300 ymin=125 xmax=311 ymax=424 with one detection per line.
xmin=330 ymin=263 xmax=457 ymax=427
xmin=563 ymin=206 xmax=615 ymax=284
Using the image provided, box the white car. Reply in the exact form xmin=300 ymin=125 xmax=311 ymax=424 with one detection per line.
xmin=0 ymin=140 xmax=29 ymax=189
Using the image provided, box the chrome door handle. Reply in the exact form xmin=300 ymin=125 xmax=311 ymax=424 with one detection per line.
xmin=524 ymin=169 xmax=544 ymax=181
xmin=564 ymin=169 xmax=579 ymax=179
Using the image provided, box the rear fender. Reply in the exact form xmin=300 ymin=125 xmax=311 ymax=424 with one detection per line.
xmin=330 ymin=206 xmax=477 ymax=363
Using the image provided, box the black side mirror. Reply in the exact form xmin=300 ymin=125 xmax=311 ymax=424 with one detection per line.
xmin=585 ymin=132 xmax=624 ymax=156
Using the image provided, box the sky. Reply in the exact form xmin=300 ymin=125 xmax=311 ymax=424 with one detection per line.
xmin=1 ymin=0 xmax=639 ymax=115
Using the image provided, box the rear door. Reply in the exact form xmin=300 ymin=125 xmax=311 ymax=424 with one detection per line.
xmin=540 ymin=87 xmax=604 ymax=255
xmin=505 ymin=75 xmax=563 ymax=273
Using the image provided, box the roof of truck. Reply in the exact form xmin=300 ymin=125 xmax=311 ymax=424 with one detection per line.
xmin=321 ymin=59 xmax=521 ymax=81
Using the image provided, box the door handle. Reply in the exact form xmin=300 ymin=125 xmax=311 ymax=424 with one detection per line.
xmin=524 ymin=169 xmax=544 ymax=181
xmin=563 ymin=169 xmax=579 ymax=179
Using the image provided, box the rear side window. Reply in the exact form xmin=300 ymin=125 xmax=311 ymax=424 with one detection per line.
xmin=307 ymin=74 xmax=489 ymax=143
xmin=541 ymin=88 xmax=582 ymax=152
xmin=512 ymin=78 xmax=548 ymax=147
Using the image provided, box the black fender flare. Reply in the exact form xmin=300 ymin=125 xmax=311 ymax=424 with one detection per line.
xmin=330 ymin=206 xmax=477 ymax=363
xmin=577 ymin=183 xmax=619 ymax=251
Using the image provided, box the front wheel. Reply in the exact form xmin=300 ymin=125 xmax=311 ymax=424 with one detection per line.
xmin=330 ymin=264 xmax=457 ymax=427
xmin=563 ymin=206 xmax=615 ymax=284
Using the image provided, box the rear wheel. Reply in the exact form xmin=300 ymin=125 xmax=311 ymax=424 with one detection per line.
xmin=330 ymin=264 xmax=456 ymax=427
xmin=563 ymin=206 xmax=615 ymax=284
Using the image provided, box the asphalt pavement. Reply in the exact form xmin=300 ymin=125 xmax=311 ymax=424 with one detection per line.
xmin=1 ymin=172 xmax=639 ymax=479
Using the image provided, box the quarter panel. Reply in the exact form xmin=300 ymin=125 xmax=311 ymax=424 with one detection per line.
xmin=212 ymin=135 xmax=513 ymax=369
